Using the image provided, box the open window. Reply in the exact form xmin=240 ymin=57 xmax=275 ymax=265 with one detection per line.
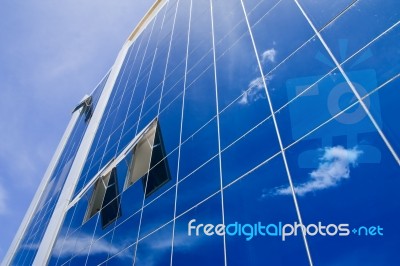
xmin=125 ymin=120 xmax=170 ymax=198
xmin=73 ymin=95 xmax=93 ymax=122
xmin=84 ymin=168 xmax=121 ymax=228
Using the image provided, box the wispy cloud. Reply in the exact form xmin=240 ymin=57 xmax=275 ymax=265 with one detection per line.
xmin=273 ymin=146 xmax=362 ymax=196
xmin=238 ymin=75 xmax=274 ymax=105
xmin=51 ymin=232 xmax=120 ymax=258
xmin=238 ymin=49 xmax=276 ymax=105
xmin=238 ymin=77 xmax=265 ymax=105
xmin=0 ymin=184 xmax=7 ymax=214
xmin=261 ymin=48 xmax=277 ymax=64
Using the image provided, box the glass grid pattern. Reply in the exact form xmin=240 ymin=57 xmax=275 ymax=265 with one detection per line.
xmin=11 ymin=0 xmax=400 ymax=265
xmin=10 ymin=73 xmax=110 ymax=265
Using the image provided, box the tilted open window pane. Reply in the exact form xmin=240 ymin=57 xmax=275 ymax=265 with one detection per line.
xmin=101 ymin=168 xmax=121 ymax=228
xmin=142 ymin=124 xmax=171 ymax=197
xmin=125 ymin=120 xmax=171 ymax=198
xmin=127 ymin=123 xmax=157 ymax=187
xmin=84 ymin=168 xmax=121 ymax=228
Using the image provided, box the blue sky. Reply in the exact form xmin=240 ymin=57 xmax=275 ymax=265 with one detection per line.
xmin=0 ymin=0 xmax=399 ymax=264
xmin=0 ymin=0 xmax=152 ymax=260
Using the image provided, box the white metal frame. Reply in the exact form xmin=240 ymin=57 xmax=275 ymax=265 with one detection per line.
xmin=31 ymin=45 xmax=132 ymax=266
xmin=30 ymin=1 xmax=167 ymax=265
xmin=67 ymin=118 xmax=158 ymax=210
xmin=1 ymin=102 xmax=82 ymax=266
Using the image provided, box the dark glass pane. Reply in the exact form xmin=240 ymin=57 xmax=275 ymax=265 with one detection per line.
xmin=101 ymin=168 xmax=121 ymax=228
xmin=143 ymin=125 xmax=171 ymax=198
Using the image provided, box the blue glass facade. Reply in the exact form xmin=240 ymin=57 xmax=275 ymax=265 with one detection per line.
xmin=9 ymin=73 xmax=109 ymax=266
xmin=6 ymin=0 xmax=400 ymax=265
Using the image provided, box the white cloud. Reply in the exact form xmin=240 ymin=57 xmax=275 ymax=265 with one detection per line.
xmin=261 ymin=48 xmax=276 ymax=64
xmin=238 ymin=75 xmax=273 ymax=105
xmin=237 ymin=49 xmax=275 ymax=105
xmin=274 ymin=146 xmax=362 ymax=196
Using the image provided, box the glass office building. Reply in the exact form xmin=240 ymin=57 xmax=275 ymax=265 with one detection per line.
xmin=4 ymin=0 xmax=400 ymax=265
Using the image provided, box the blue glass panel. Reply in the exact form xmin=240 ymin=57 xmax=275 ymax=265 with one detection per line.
xmin=321 ymin=0 xmax=400 ymax=64
xmin=172 ymin=193 xmax=224 ymax=265
xmin=176 ymin=157 xmax=220 ymax=216
xmin=343 ymin=24 xmax=400 ymax=97
xmin=268 ymin=37 xmax=336 ymax=110
xmin=135 ymin=222 xmax=173 ymax=266
xmin=181 ymin=0 xmax=215 ymax=139
xmin=140 ymin=11 xmax=166 ymax=74
xmin=366 ymin=76 xmax=400 ymax=158
xmin=69 ymin=189 xmax=93 ymax=234
xmin=213 ymin=0 xmax=248 ymax=47
xmin=285 ymin=103 xmax=400 ymax=265
xmin=249 ymin=0 xmax=314 ymax=75
xmin=145 ymin=150 xmax=178 ymax=204
xmin=297 ymin=0 xmax=355 ymax=29
xmin=182 ymin=65 xmax=216 ymax=140
xmin=224 ymin=155 xmax=309 ymax=265
xmin=49 ymin=203 xmax=75 ymax=263
xmin=159 ymin=78 xmax=183 ymax=114
xmin=219 ymin=87 xmax=270 ymax=149
xmin=221 ymin=116 xmax=280 ymax=186
xmin=140 ymin=84 xmax=162 ymax=120
xmin=139 ymin=188 xmax=175 ymax=238
xmin=213 ymin=0 xmax=259 ymax=110
xmin=179 ymin=118 xmax=218 ymax=179
xmin=276 ymin=70 xmax=360 ymax=147
xmin=159 ymin=96 xmax=183 ymax=154
xmin=102 ymin=245 xmax=134 ymax=266
xmin=68 ymin=244 xmax=90 ymax=266
xmin=244 ymin=0 xmax=281 ymax=24
xmin=57 ymin=214 xmax=97 ymax=265
xmin=117 ymin=107 xmax=141 ymax=154
xmin=93 ymin=213 xmax=117 ymax=241
xmin=109 ymin=212 xmax=140 ymax=258
xmin=137 ymin=104 xmax=158 ymax=134
xmin=160 ymin=0 xmax=190 ymax=107
xmin=85 ymin=230 xmax=114 ymax=265
xmin=117 ymin=181 xmax=144 ymax=226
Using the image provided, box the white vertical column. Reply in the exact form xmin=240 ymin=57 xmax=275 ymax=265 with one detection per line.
xmin=32 ymin=39 xmax=133 ymax=266
xmin=1 ymin=108 xmax=81 ymax=266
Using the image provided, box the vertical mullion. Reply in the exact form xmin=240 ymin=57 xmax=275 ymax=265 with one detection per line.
xmin=134 ymin=17 xmax=159 ymax=136
xmin=130 ymin=14 xmax=161 ymax=266
xmin=114 ymin=35 xmax=147 ymax=154
xmin=157 ymin=1 xmax=181 ymax=116
xmin=137 ymin=3 xmax=170 ymax=130
xmin=293 ymin=0 xmax=400 ymax=166
xmin=209 ymin=0 xmax=227 ymax=265
xmin=170 ymin=0 xmax=193 ymax=265
xmin=239 ymin=0 xmax=314 ymax=265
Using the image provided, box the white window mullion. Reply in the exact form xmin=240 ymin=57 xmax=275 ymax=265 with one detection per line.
xmin=239 ymin=1 xmax=314 ymax=265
